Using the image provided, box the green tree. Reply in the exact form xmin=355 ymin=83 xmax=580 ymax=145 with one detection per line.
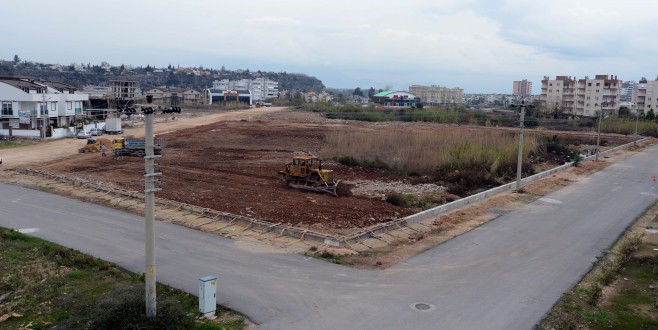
xmin=13 ymin=54 xmax=20 ymax=64
xmin=353 ymin=87 xmax=363 ymax=96
xmin=368 ymin=87 xmax=375 ymax=97
xmin=618 ymin=106 xmax=630 ymax=118
xmin=646 ymin=108 xmax=655 ymax=121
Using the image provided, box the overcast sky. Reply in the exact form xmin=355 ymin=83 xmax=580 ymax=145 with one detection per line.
xmin=2 ymin=0 xmax=657 ymax=93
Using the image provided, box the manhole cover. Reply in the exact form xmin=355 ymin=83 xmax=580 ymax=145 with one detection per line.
xmin=410 ymin=302 xmax=436 ymax=312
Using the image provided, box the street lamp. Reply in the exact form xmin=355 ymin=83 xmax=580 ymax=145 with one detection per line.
xmin=510 ymin=100 xmax=535 ymax=192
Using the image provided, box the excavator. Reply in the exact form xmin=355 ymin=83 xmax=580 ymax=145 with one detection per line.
xmin=278 ymin=156 xmax=339 ymax=197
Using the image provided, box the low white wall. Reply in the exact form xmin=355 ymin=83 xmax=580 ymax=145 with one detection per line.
xmin=0 ymin=129 xmax=40 ymax=138
xmin=51 ymin=127 xmax=76 ymax=139
xmin=83 ymin=122 xmax=106 ymax=132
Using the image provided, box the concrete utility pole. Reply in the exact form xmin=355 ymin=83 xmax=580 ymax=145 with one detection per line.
xmin=512 ymin=100 xmax=534 ymax=192
xmin=634 ymin=111 xmax=640 ymax=146
xmin=596 ymin=104 xmax=603 ymax=161
xmin=144 ymin=111 xmax=161 ymax=318
xmin=41 ymin=91 xmax=48 ymax=139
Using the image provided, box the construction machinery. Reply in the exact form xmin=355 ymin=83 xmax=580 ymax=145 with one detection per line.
xmin=278 ymin=156 xmax=339 ymax=197
xmin=78 ymin=138 xmax=111 ymax=153
xmin=112 ymin=136 xmax=164 ymax=157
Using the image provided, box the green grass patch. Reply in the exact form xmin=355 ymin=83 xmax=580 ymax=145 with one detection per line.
xmin=539 ymin=233 xmax=656 ymax=330
xmin=0 ymin=139 xmax=37 ymax=149
xmin=0 ymin=227 xmax=243 ymax=329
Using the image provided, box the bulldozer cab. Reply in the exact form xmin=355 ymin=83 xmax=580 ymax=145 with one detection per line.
xmin=289 ymin=156 xmax=321 ymax=177
xmin=86 ymin=138 xmax=96 ymax=145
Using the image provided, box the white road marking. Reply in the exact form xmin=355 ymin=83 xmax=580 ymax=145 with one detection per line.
xmin=18 ymin=228 xmax=39 ymax=233
xmin=641 ymin=192 xmax=658 ymax=197
xmin=538 ymin=198 xmax=562 ymax=205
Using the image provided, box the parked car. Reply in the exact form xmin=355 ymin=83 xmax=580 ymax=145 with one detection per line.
xmin=89 ymin=128 xmax=103 ymax=136
xmin=76 ymin=131 xmax=91 ymax=139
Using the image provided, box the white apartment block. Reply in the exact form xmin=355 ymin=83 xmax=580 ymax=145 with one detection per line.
xmin=635 ymin=77 xmax=658 ymax=112
xmin=512 ymin=79 xmax=532 ymax=97
xmin=212 ymin=78 xmax=278 ymax=101
xmin=408 ymin=85 xmax=463 ymax=105
xmin=540 ymin=75 xmax=621 ymax=117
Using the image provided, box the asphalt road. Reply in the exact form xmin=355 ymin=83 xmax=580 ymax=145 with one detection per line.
xmin=1 ymin=144 xmax=657 ymax=329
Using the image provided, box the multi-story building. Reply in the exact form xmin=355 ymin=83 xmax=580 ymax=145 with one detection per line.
xmin=635 ymin=77 xmax=658 ymax=113
xmin=575 ymin=75 xmax=620 ymax=116
xmin=0 ymin=76 xmax=88 ymax=138
xmin=512 ymin=79 xmax=533 ymax=97
xmin=212 ymin=78 xmax=278 ymax=101
xmin=540 ymin=76 xmax=577 ymax=114
xmin=110 ymin=80 xmax=139 ymax=101
xmin=408 ymin=85 xmax=463 ymax=105
xmin=621 ymin=81 xmax=637 ymax=101
xmin=540 ymin=75 xmax=620 ymax=116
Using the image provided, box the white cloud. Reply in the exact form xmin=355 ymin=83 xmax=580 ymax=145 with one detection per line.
xmin=245 ymin=17 xmax=302 ymax=27
xmin=2 ymin=0 xmax=658 ymax=92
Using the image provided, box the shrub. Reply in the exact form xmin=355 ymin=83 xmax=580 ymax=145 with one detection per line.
xmin=88 ymin=284 xmax=195 ymax=330
xmin=385 ymin=192 xmax=416 ymax=207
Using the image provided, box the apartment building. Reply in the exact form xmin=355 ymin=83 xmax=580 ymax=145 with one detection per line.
xmin=212 ymin=78 xmax=278 ymax=101
xmin=512 ymin=79 xmax=533 ymax=97
xmin=576 ymin=75 xmax=620 ymax=116
xmin=540 ymin=75 xmax=620 ymax=116
xmin=635 ymin=77 xmax=658 ymax=112
xmin=408 ymin=85 xmax=463 ymax=105
xmin=540 ymin=76 xmax=576 ymax=114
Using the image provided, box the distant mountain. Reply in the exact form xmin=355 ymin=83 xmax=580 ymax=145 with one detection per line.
xmin=0 ymin=60 xmax=325 ymax=93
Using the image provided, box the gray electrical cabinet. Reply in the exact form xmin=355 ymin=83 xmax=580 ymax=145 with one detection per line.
xmin=199 ymin=276 xmax=217 ymax=318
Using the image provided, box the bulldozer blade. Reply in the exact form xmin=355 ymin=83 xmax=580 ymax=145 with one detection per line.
xmin=287 ymin=180 xmax=339 ymax=197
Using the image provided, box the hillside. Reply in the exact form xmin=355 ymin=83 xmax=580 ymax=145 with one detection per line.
xmin=0 ymin=59 xmax=325 ymax=93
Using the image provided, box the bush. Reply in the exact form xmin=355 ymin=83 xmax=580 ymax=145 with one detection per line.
xmin=88 ymin=284 xmax=195 ymax=330
xmin=385 ymin=192 xmax=416 ymax=207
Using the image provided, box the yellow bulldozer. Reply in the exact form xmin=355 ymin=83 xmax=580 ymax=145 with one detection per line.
xmin=78 ymin=138 xmax=111 ymax=153
xmin=278 ymin=156 xmax=339 ymax=197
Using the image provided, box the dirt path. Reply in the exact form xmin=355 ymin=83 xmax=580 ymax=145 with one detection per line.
xmin=0 ymin=107 xmax=285 ymax=169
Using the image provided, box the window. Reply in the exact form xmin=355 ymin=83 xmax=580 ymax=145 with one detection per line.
xmin=67 ymin=101 xmax=72 ymax=110
xmin=588 ymin=83 xmax=592 ymax=86
xmin=1 ymin=102 xmax=12 ymax=116
xmin=596 ymin=82 xmax=600 ymax=86
xmin=40 ymin=102 xmax=47 ymax=115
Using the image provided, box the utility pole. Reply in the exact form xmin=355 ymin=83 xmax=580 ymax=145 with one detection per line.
xmin=634 ymin=110 xmax=640 ymax=146
xmin=41 ymin=89 xmax=48 ymax=139
xmin=596 ymin=104 xmax=603 ymax=161
xmin=143 ymin=108 xmax=161 ymax=318
xmin=511 ymin=100 xmax=534 ymax=192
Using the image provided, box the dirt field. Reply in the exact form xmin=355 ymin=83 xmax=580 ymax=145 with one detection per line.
xmin=3 ymin=108 xmax=638 ymax=235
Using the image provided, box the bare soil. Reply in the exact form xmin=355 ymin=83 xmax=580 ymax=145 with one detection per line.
xmin=3 ymin=108 xmax=639 ymax=236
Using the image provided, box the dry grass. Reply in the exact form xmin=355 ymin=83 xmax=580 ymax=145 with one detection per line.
xmin=322 ymin=126 xmax=538 ymax=174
